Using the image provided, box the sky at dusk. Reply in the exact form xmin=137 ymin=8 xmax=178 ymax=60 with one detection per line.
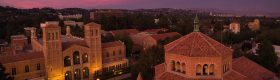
xmin=1 ymin=0 xmax=280 ymax=13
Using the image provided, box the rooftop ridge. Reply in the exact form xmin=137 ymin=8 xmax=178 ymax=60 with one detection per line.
xmin=164 ymin=32 xmax=193 ymax=52
xmin=197 ymin=32 xmax=222 ymax=56
xmin=189 ymin=32 xmax=197 ymax=56
xmin=164 ymin=32 xmax=232 ymax=57
xmin=200 ymin=32 xmax=233 ymax=55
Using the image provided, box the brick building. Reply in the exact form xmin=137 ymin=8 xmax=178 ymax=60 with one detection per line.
xmin=130 ymin=32 xmax=181 ymax=51
xmin=154 ymin=16 xmax=276 ymax=80
xmin=229 ymin=22 xmax=240 ymax=34
xmin=0 ymin=22 xmax=128 ymax=80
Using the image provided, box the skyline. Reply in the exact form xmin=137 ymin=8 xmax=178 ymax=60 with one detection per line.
xmin=1 ymin=0 xmax=280 ymax=13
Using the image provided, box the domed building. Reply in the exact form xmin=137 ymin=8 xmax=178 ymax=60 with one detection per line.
xmin=154 ymin=16 xmax=276 ymax=80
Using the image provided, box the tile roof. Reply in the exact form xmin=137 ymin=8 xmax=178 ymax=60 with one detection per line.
xmin=0 ymin=51 xmax=44 ymax=64
xmin=110 ymin=29 xmax=139 ymax=36
xmin=37 ymin=35 xmax=88 ymax=51
xmin=41 ymin=24 xmax=59 ymax=28
xmin=61 ymin=36 xmax=88 ymax=50
xmin=155 ymin=63 xmax=166 ymax=77
xmin=223 ymin=70 xmax=248 ymax=80
xmin=11 ymin=35 xmax=27 ymax=39
xmin=232 ymin=56 xmax=276 ymax=80
xmin=164 ymin=32 xmax=232 ymax=57
xmin=102 ymin=40 xmax=124 ymax=48
xmin=130 ymin=32 xmax=151 ymax=46
xmin=150 ymin=32 xmax=181 ymax=41
xmin=84 ymin=22 xmax=101 ymax=27
xmin=157 ymin=72 xmax=222 ymax=80
xmin=144 ymin=28 xmax=168 ymax=33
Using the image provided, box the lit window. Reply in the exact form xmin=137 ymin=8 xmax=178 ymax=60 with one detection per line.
xmin=65 ymin=71 xmax=72 ymax=80
xmin=74 ymin=69 xmax=81 ymax=80
xmin=82 ymin=53 xmax=88 ymax=63
xmin=83 ymin=67 xmax=90 ymax=78
xmin=73 ymin=51 xmax=80 ymax=65
xmin=64 ymin=56 xmax=71 ymax=67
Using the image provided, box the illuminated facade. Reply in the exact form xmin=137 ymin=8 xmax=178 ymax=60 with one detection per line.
xmin=0 ymin=22 xmax=128 ymax=80
xmin=229 ymin=22 xmax=240 ymax=34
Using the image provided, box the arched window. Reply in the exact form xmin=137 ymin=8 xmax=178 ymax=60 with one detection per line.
xmin=176 ymin=62 xmax=181 ymax=72
xmin=203 ymin=64 xmax=209 ymax=75
xmin=74 ymin=69 xmax=81 ymax=80
xmin=95 ymin=29 xmax=98 ymax=36
xmin=209 ymin=64 xmax=214 ymax=75
xmin=227 ymin=62 xmax=230 ymax=71
xmin=83 ymin=67 xmax=90 ymax=78
xmin=64 ymin=56 xmax=71 ymax=67
xmin=223 ymin=64 xmax=226 ymax=73
xmin=82 ymin=53 xmax=88 ymax=63
xmin=65 ymin=71 xmax=72 ymax=80
xmin=119 ymin=50 xmax=122 ymax=55
xmin=56 ymin=32 xmax=58 ymax=39
xmin=171 ymin=60 xmax=175 ymax=71
xmin=113 ymin=51 xmax=115 ymax=56
xmin=51 ymin=33 xmax=54 ymax=40
xmin=73 ymin=51 xmax=80 ymax=65
xmin=91 ymin=30 xmax=94 ymax=36
xmin=196 ymin=64 xmax=202 ymax=76
xmin=48 ymin=33 xmax=51 ymax=40
xmin=181 ymin=63 xmax=186 ymax=74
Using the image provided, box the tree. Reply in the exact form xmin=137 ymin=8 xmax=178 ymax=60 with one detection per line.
xmin=133 ymin=45 xmax=165 ymax=80
xmin=115 ymin=33 xmax=133 ymax=57
xmin=233 ymin=49 xmax=245 ymax=58
xmin=256 ymin=39 xmax=278 ymax=72
xmin=0 ymin=64 xmax=13 ymax=80
xmin=71 ymin=25 xmax=84 ymax=37
xmin=159 ymin=35 xmax=182 ymax=45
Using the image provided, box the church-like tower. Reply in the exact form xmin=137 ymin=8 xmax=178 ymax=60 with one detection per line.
xmin=41 ymin=24 xmax=64 ymax=79
xmin=193 ymin=14 xmax=200 ymax=32
xmin=84 ymin=22 xmax=103 ymax=75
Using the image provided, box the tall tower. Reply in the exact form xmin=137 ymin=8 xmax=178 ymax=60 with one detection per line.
xmin=193 ymin=14 xmax=200 ymax=32
xmin=84 ymin=22 xmax=102 ymax=75
xmin=41 ymin=24 xmax=63 ymax=79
